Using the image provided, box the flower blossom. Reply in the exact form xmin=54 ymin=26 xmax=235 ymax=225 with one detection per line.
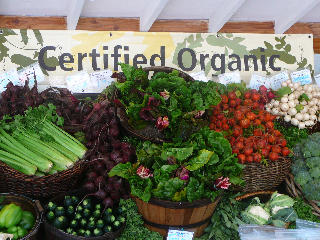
xmin=136 ymin=165 xmax=153 ymax=179
xmin=214 ymin=176 xmax=231 ymax=190
xmin=160 ymin=90 xmax=170 ymax=100
xmin=156 ymin=116 xmax=169 ymax=130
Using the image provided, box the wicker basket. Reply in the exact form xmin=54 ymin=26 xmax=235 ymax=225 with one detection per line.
xmin=285 ymin=173 xmax=320 ymax=217
xmin=235 ymin=191 xmax=291 ymax=229
xmin=116 ymin=66 xmax=195 ymax=143
xmin=0 ymin=158 xmax=88 ymax=200
xmin=239 ymin=157 xmax=291 ymax=192
xmin=43 ymin=190 xmax=125 ymax=240
xmin=0 ymin=193 xmax=44 ymax=240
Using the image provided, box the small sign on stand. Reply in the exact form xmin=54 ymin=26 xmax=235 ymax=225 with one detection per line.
xmin=0 ymin=69 xmax=19 ymax=92
xmin=269 ymin=71 xmax=290 ymax=90
xmin=218 ymin=71 xmax=241 ymax=85
xmin=18 ymin=63 xmax=45 ymax=87
xmin=290 ymin=69 xmax=312 ymax=85
xmin=249 ymin=74 xmax=268 ymax=90
xmin=167 ymin=228 xmax=194 ymax=240
xmin=89 ymin=69 xmax=114 ymax=92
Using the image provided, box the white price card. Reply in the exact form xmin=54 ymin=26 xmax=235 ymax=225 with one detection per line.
xmin=218 ymin=71 xmax=241 ymax=85
xmin=89 ymin=69 xmax=114 ymax=92
xmin=18 ymin=63 xmax=45 ymax=87
xmin=167 ymin=229 xmax=194 ymax=240
xmin=269 ymin=71 xmax=289 ymax=90
xmin=290 ymin=69 xmax=313 ymax=85
xmin=249 ymin=74 xmax=267 ymax=90
xmin=190 ymin=71 xmax=209 ymax=82
xmin=0 ymin=69 xmax=19 ymax=92
xmin=66 ymin=71 xmax=92 ymax=93
xmin=315 ymin=74 xmax=320 ymax=87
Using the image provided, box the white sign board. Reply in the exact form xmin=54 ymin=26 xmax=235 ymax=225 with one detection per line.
xmin=269 ymin=71 xmax=290 ymax=90
xmin=0 ymin=69 xmax=19 ymax=92
xmin=167 ymin=229 xmax=194 ymax=240
xmin=291 ymin=69 xmax=313 ymax=85
xmin=218 ymin=72 xmax=241 ymax=85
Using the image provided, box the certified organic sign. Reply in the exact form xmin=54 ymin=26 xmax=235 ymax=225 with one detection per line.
xmin=0 ymin=29 xmax=314 ymax=82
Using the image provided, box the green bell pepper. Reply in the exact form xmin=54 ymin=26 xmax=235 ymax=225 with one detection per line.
xmin=0 ymin=204 xmax=23 ymax=228
xmin=19 ymin=211 xmax=35 ymax=230
xmin=17 ymin=226 xmax=27 ymax=238
xmin=7 ymin=226 xmax=28 ymax=240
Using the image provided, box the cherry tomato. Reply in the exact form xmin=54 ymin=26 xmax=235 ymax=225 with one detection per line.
xmin=281 ymin=147 xmax=291 ymax=156
xmin=271 ymin=145 xmax=281 ymax=154
xmin=253 ymin=153 xmax=262 ymax=163
xmin=238 ymin=154 xmax=246 ymax=164
xmin=269 ymin=152 xmax=279 ymax=161
xmin=244 ymin=147 xmax=253 ymax=156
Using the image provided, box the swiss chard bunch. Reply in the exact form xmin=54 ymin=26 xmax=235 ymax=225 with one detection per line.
xmin=112 ymin=64 xmax=221 ymax=139
xmin=109 ymin=127 xmax=243 ymax=203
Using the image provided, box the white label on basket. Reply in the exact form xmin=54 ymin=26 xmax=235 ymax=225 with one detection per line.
xmin=18 ymin=63 xmax=45 ymax=87
xmin=269 ymin=71 xmax=289 ymax=90
xmin=167 ymin=229 xmax=194 ymax=240
xmin=66 ymin=71 xmax=92 ymax=93
xmin=291 ymin=69 xmax=312 ymax=85
xmin=190 ymin=71 xmax=208 ymax=82
xmin=0 ymin=69 xmax=19 ymax=92
xmin=218 ymin=71 xmax=241 ymax=85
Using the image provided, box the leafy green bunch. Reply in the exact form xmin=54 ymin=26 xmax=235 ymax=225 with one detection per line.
xmin=109 ymin=127 xmax=243 ymax=203
xmin=292 ymin=132 xmax=320 ymax=201
xmin=113 ymin=63 xmax=221 ymax=139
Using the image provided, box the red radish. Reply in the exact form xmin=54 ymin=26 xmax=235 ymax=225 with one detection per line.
xmin=228 ymin=92 xmax=237 ymax=100
xmin=269 ymin=152 xmax=279 ymax=161
xmin=281 ymin=147 xmax=290 ymax=156
xmin=238 ymin=154 xmax=246 ymax=164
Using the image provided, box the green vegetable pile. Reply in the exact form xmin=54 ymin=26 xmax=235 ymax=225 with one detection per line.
xmin=110 ymin=127 xmax=243 ymax=202
xmin=117 ymin=198 xmax=162 ymax=240
xmin=114 ymin=63 xmax=221 ymax=139
xmin=292 ymin=132 xmax=320 ymax=201
xmin=46 ymin=195 xmax=125 ymax=237
xmin=0 ymin=199 xmax=35 ymax=240
xmin=0 ymin=104 xmax=87 ymax=175
xmin=274 ymin=121 xmax=308 ymax=149
xmin=293 ymin=198 xmax=320 ymax=224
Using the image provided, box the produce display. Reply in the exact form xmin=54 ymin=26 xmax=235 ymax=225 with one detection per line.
xmin=0 ymin=201 xmax=35 ymax=240
xmin=0 ymin=104 xmax=87 ymax=175
xmin=292 ymin=132 xmax=320 ymax=201
xmin=1 ymin=62 xmax=320 ymax=239
xmin=209 ymin=87 xmax=290 ymax=163
xmin=46 ymin=195 xmax=126 ymax=237
xmin=267 ymin=80 xmax=320 ymax=129
xmin=109 ymin=127 xmax=243 ymax=202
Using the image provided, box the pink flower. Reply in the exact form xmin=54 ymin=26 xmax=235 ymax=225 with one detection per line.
xmin=160 ymin=90 xmax=170 ymax=100
xmin=214 ymin=176 xmax=231 ymax=190
xmin=156 ymin=116 xmax=169 ymax=130
xmin=194 ymin=110 xmax=205 ymax=119
xmin=136 ymin=165 xmax=153 ymax=179
xmin=176 ymin=166 xmax=189 ymax=181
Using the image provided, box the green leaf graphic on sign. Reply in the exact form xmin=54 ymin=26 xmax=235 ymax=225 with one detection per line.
xmin=20 ymin=29 xmax=28 ymax=45
xmin=11 ymin=54 xmax=36 ymax=69
xmin=33 ymin=30 xmax=43 ymax=46
xmin=284 ymin=44 xmax=291 ymax=52
xmin=39 ymin=51 xmax=59 ymax=76
xmin=1 ymin=29 xmax=17 ymax=36
xmin=0 ymin=42 xmax=9 ymax=62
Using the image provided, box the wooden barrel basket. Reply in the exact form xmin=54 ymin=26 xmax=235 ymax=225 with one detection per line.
xmin=134 ymin=197 xmax=220 ymax=237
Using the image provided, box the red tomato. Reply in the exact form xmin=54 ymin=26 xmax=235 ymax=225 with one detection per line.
xmin=253 ymin=153 xmax=262 ymax=163
xmin=246 ymin=112 xmax=256 ymax=121
xmin=278 ymin=138 xmax=287 ymax=147
xmin=271 ymin=145 xmax=281 ymax=154
xmin=246 ymin=155 xmax=253 ymax=163
xmin=244 ymin=92 xmax=251 ymax=99
xmin=261 ymin=148 xmax=269 ymax=157
xmin=235 ymin=141 xmax=244 ymax=150
xmin=238 ymin=154 xmax=246 ymax=164
xmin=222 ymin=123 xmax=230 ymax=131
xmin=221 ymin=95 xmax=228 ymax=104
xmin=253 ymin=129 xmax=263 ymax=137
xmin=244 ymin=147 xmax=253 ymax=156
xmin=252 ymin=102 xmax=260 ymax=110
xmin=251 ymin=93 xmax=261 ymax=102
xmin=228 ymin=118 xmax=236 ymax=126
xmin=269 ymin=152 xmax=279 ymax=161
xmin=209 ymin=123 xmax=215 ymax=130
xmin=228 ymin=92 xmax=237 ymax=100
xmin=222 ymin=104 xmax=229 ymax=110
xmin=234 ymin=110 xmax=244 ymax=121
xmin=265 ymin=121 xmax=274 ymax=129
xmin=229 ymin=100 xmax=237 ymax=108
xmin=268 ymin=135 xmax=276 ymax=144
xmin=256 ymin=139 xmax=267 ymax=149
xmin=240 ymin=118 xmax=250 ymax=129
xmin=253 ymin=119 xmax=262 ymax=126
xmin=273 ymin=130 xmax=282 ymax=137
xmin=244 ymin=99 xmax=253 ymax=106
xmin=281 ymin=147 xmax=291 ymax=156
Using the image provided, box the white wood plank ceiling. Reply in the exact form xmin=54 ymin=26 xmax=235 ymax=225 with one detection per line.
xmin=1 ymin=0 xmax=320 ymax=32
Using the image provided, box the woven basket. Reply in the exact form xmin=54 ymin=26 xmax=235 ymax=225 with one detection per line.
xmin=235 ymin=191 xmax=290 ymax=229
xmin=285 ymin=173 xmax=320 ymax=217
xmin=44 ymin=190 xmax=125 ymax=240
xmin=117 ymin=66 xmax=195 ymax=143
xmin=239 ymin=157 xmax=291 ymax=192
xmin=0 ymin=158 xmax=88 ymax=200
xmin=0 ymin=193 xmax=44 ymax=240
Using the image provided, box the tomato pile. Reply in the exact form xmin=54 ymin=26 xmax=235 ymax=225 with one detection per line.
xmin=209 ymin=87 xmax=290 ymax=164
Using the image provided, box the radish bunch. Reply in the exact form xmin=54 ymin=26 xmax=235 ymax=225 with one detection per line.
xmin=266 ymin=80 xmax=320 ymax=129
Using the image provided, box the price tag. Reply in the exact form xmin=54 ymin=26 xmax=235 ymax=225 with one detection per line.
xmin=190 ymin=71 xmax=209 ymax=82
xmin=167 ymin=229 xmax=194 ymax=240
xmin=218 ymin=71 xmax=241 ymax=85
xmin=290 ymin=69 xmax=312 ymax=85
xmin=269 ymin=71 xmax=289 ymax=90
xmin=18 ymin=63 xmax=45 ymax=87
xmin=89 ymin=69 xmax=114 ymax=92
xmin=66 ymin=71 xmax=92 ymax=93
xmin=315 ymin=74 xmax=320 ymax=87
xmin=249 ymin=74 xmax=268 ymax=90
xmin=0 ymin=69 xmax=19 ymax=92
